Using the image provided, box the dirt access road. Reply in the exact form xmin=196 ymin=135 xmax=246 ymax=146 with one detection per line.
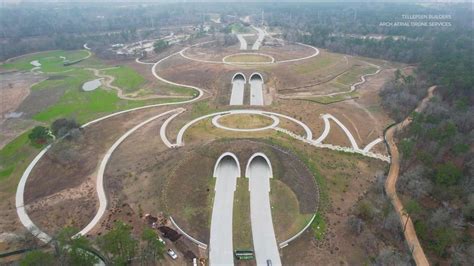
xmin=384 ymin=86 xmax=436 ymax=266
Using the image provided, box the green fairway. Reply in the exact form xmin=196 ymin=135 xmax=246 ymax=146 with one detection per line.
xmin=2 ymin=50 xmax=90 ymax=73
xmin=33 ymin=86 xmax=181 ymax=123
xmin=104 ymin=66 xmax=146 ymax=93
xmin=0 ymin=132 xmax=42 ymax=200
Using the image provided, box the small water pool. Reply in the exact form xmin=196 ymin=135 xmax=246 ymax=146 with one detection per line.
xmin=82 ymin=79 xmax=102 ymax=91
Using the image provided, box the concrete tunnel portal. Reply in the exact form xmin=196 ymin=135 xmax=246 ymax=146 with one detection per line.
xmin=230 ymin=72 xmax=246 ymax=105
xmin=209 ymin=152 xmax=240 ymax=265
xmin=249 ymin=72 xmax=264 ymax=106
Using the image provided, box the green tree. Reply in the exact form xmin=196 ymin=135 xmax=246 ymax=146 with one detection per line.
xmin=96 ymin=221 xmax=137 ymax=265
xmin=402 ymin=199 xmax=421 ymax=233
xmin=400 ymin=138 xmax=414 ymax=158
xmin=431 ymin=227 xmax=455 ymax=256
xmin=54 ymin=227 xmax=98 ymax=266
xmin=20 ymin=250 xmax=54 ymax=266
xmin=140 ymin=228 xmax=165 ymax=264
xmin=28 ymin=126 xmax=53 ymax=145
xmin=435 ymin=162 xmax=462 ymax=186
xmin=51 ymin=118 xmax=81 ymax=138
xmin=153 ymin=40 xmax=169 ymax=53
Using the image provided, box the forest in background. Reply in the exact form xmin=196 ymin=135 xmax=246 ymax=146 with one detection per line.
xmin=266 ymin=2 xmax=473 ymax=263
xmin=1 ymin=2 xmax=472 ymax=264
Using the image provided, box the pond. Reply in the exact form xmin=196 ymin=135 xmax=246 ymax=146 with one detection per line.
xmin=30 ymin=60 xmax=41 ymax=67
xmin=82 ymin=79 xmax=102 ymax=91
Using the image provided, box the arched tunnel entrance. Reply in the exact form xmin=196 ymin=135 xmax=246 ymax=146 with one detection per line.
xmin=230 ymin=72 xmax=246 ymax=105
xmin=249 ymin=72 xmax=264 ymax=106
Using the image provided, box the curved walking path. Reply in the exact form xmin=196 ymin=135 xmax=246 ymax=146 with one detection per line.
xmin=18 ymin=36 xmax=394 ymax=259
xmin=314 ymin=114 xmax=384 ymax=153
xmin=77 ymin=109 xmax=182 ymax=237
xmin=279 ymin=62 xmax=380 ymax=99
xmin=178 ymin=39 xmax=319 ymax=65
xmin=86 ymin=67 xmax=191 ymax=101
xmin=384 ymin=86 xmax=435 ymax=266
xmin=16 ymin=45 xmax=206 ymax=243
xmin=212 ymin=114 xmax=279 ymax=132
xmin=173 ymin=109 xmax=313 ymax=146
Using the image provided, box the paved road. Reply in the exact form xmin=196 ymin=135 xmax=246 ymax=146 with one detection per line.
xmin=236 ymin=34 xmax=248 ymax=50
xmin=385 ymin=86 xmax=435 ymax=266
xmin=249 ymin=76 xmax=264 ymax=105
xmin=248 ymin=156 xmax=281 ymax=266
xmin=209 ymin=155 xmax=239 ymax=266
xmin=230 ymin=78 xmax=245 ymax=105
xmin=251 ymin=26 xmax=266 ymax=50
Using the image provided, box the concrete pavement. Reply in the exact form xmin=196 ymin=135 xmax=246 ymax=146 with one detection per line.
xmin=247 ymin=154 xmax=281 ymax=266
xmin=236 ymin=34 xmax=248 ymax=50
xmin=230 ymin=73 xmax=245 ymax=105
xmin=209 ymin=153 xmax=240 ymax=266
xmin=251 ymin=26 xmax=266 ymax=50
xmin=249 ymin=73 xmax=264 ymax=105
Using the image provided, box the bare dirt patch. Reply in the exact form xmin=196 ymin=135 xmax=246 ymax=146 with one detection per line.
xmin=23 ymin=105 xmax=176 ymax=236
xmin=0 ymin=71 xmax=45 ymax=148
xmin=218 ymin=114 xmax=274 ymax=129
xmin=224 ymin=54 xmax=273 ymax=63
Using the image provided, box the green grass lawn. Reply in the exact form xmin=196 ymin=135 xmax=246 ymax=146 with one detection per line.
xmin=104 ymin=66 xmax=146 ymax=93
xmin=230 ymin=23 xmax=250 ymax=34
xmin=293 ymin=51 xmax=343 ymax=75
xmin=2 ymin=50 xmax=90 ymax=73
xmin=301 ymin=91 xmax=359 ymax=104
xmin=0 ymin=50 xmax=190 ymax=197
xmin=233 ymin=178 xmax=253 ymax=249
xmin=270 ymin=180 xmax=313 ymax=241
xmin=335 ymin=65 xmax=378 ymax=85
xmin=225 ymin=54 xmax=272 ymax=63
xmin=163 ymin=84 xmax=197 ymax=96
xmin=33 ymin=86 xmax=180 ymax=123
xmin=0 ymin=132 xmax=42 ymax=201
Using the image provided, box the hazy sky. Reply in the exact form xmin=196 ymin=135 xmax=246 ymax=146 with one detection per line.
xmin=1 ymin=0 xmax=472 ymax=4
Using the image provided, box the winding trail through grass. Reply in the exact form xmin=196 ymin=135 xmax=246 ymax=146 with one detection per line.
xmin=15 ymin=47 xmax=205 ymax=244
xmin=86 ymin=67 xmax=191 ymax=100
xmin=384 ymin=86 xmax=435 ymax=266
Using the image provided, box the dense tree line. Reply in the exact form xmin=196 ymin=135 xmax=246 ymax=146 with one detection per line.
xmin=265 ymin=3 xmax=470 ymax=64
xmin=264 ymin=2 xmax=472 ymax=264
xmin=20 ymin=222 xmax=165 ymax=265
xmin=0 ymin=3 xmax=204 ymax=60
xmin=379 ymin=15 xmax=473 ymax=266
